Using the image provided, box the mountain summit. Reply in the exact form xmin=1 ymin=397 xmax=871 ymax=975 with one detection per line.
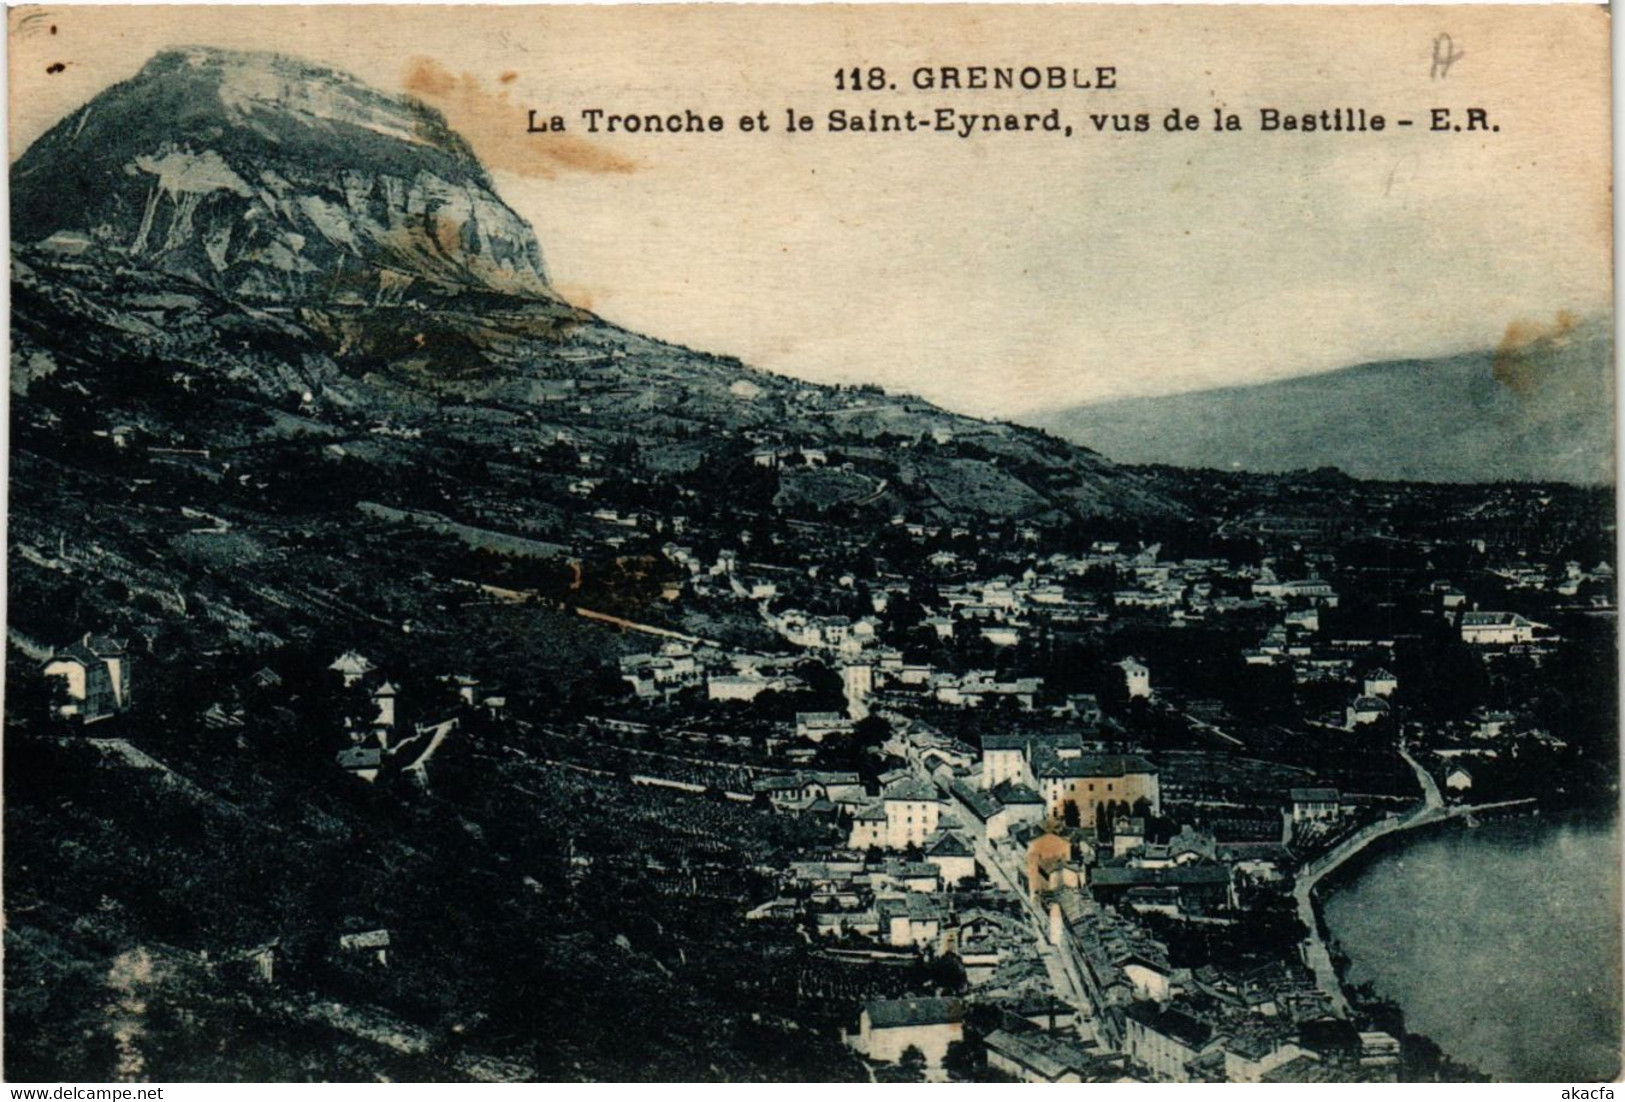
xmin=12 ymin=46 xmax=1184 ymax=528
xmin=12 ymin=46 xmax=553 ymax=304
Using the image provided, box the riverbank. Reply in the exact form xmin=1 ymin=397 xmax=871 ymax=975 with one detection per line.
xmin=1320 ymin=809 xmax=1622 ymax=1081
xmin=1314 ymin=797 xmax=1545 ymax=901
xmin=1292 ymin=783 xmax=1535 ymax=1020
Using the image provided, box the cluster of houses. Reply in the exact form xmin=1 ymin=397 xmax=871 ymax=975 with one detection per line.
xmin=1487 ymin=557 xmax=1613 ymax=603
xmin=1420 ymin=704 xmax=1571 ymax=797
xmin=736 ymin=685 xmax=1383 ymax=1082
xmin=659 ymin=536 xmax=1400 ymax=681
xmin=1123 ymin=1004 xmax=1401 ymax=1082
xmin=618 ymin=534 xmax=1575 ymax=827
xmin=1020 ymin=818 xmax=1239 ymax=923
xmin=327 ymin=651 xmax=467 ymax=787
xmin=825 ymin=792 xmax=1392 ymax=1083
xmin=29 ymin=479 xmax=1592 ymax=1085
xmin=848 ymin=994 xmax=1134 ymax=1083
xmin=1035 ymin=875 xmax=1398 ymax=1082
xmin=619 ymin=642 xmax=705 ymax=701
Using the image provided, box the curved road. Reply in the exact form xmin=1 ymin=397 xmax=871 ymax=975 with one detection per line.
xmin=1399 ymin=735 xmax=1444 ymax=811
xmin=1293 ymin=736 xmax=1531 ymax=1016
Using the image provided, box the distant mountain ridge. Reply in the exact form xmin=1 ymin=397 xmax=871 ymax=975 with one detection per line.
xmin=1026 ymin=319 xmax=1615 ymax=485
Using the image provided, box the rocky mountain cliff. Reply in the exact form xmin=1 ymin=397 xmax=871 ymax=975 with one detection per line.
xmin=11 ymin=46 xmax=1189 ymax=529
xmin=13 ymin=47 xmax=552 ymax=305
xmin=9 ymin=43 xmax=1194 ymax=681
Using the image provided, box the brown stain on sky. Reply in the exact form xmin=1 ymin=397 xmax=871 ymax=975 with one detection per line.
xmin=402 ymin=57 xmax=637 ymax=180
xmin=1494 ymin=310 xmax=1579 ymax=397
xmin=5 ymin=7 xmax=1610 ymax=415
xmin=551 ymin=282 xmax=597 ymax=312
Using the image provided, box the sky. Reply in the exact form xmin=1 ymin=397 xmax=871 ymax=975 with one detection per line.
xmin=9 ymin=4 xmax=1613 ymax=421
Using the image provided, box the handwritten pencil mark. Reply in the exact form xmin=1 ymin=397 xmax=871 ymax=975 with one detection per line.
xmin=1431 ymin=34 xmax=1464 ymax=79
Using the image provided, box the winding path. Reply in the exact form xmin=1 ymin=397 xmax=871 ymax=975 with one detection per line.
xmin=1399 ymin=737 xmax=1444 ymax=811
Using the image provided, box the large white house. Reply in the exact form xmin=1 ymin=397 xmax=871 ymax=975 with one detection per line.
xmin=848 ymin=804 xmax=888 ymax=850
xmin=984 ymin=1029 xmax=1096 ymax=1083
xmin=980 ymin=734 xmax=1160 ymax=823
xmin=881 ymin=777 xmax=942 ymax=849
xmin=42 ymin=633 xmax=132 ymax=723
xmin=1459 ymin=611 xmax=1539 ymax=645
xmin=924 ymin=832 xmax=977 ymax=886
xmin=842 ymin=662 xmax=874 ymax=719
xmin=1123 ymin=1002 xmax=1220 ymax=1082
xmin=980 ymin=734 xmax=1034 ymax=790
xmin=852 ymin=997 xmax=964 ymax=1068
xmin=1346 ymin=695 xmax=1390 ymax=728
xmin=1118 ymin=658 xmax=1153 ymax=699
xmin=707 ymin=673 xmax=788 ymax=702
xmin=796 ymin=710 xmax=855 ymax=743
xmin=1362 ymin=668 xmax=1398 ymax=698
xmin=877 ymin=894 xmax=943 ymax=948
xmin=1289 ymin=787 xmax=1341 ymax=824
xmin=620 ymin=644 xmax=702 ymax=699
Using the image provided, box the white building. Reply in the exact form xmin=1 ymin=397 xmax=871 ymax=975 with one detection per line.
xmin=1123 ymin=1002 xmax=1218 ymax=1083
xmin=1289 ymin=787 xmax=1341 ymax=824
xmin=1122 ymin=955 xmax=1176 ymax=1003
xmin=796 ymin=711 xmax=855 ymax=743
xmin=329 ymin=650 xmax=375 ymax=688
xmin=1285 ymin=607 xmax=1320 ymax=633
xmin=620 ymin=644 xmax=701 ymax=699
xmin=372 ymin=682 xmax=398 ymax=729
xmin=878 ymin=894 xmax=943 ymax=948
xmin=980 ymin=735 xmax=1032 ymax=789
xmin=924 ymin=832 xmax=977 ymax=886
xmin=1362 ymin=669 xmax=1398 ymax=698
xmin=949 ymin=780 xmax=1011 ymax=843
xmin=852 ymin=998 xmax=964 ymax=1069
xmin=980 ymin=625 xmax=1022 ymax=648
xmin=1119 ymin=658 xmax=1152 ymax=700
xmin=984 ymin=1030 xmax=1093 ymax=1083
xmin=708 ymin=673 xmax=776 ymax=702
xmin=42 ymin=633 xmax=132 ymax=723
xmin=1346 ymin=695 xmax=1390 ymax=727
xmin=1460 ymin=611 xmax=1538 ymax=645
xmin=842 ymin=663 xmax=874 ymax=720
xmin=848 ymin=805 xmax=888 ymax=850
xmin=1224 ymin=1037 xmax=1306 ymax=1083
xmin=882 ymin=777 xmax=942 ymax=849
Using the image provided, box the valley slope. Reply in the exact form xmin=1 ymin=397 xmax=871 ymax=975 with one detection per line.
xmin=1026 ymin=320 xmax=1614 ymax=484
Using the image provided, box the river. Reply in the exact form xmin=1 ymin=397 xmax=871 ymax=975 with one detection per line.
xmin=1322 ymin=811 xmax=1621 ymax=1081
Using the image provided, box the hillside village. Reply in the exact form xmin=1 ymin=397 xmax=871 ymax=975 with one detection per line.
xmin=5 ymin=44 xmax=1616 ymax=1085
xmin=11 ymin=460 xmax=1613 ymax=1082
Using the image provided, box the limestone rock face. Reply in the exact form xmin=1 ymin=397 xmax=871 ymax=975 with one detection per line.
xmin=9 ymin=46 xmax=1189 ymax=527
xmin=13 ymin=46 xmax=553 ymax=305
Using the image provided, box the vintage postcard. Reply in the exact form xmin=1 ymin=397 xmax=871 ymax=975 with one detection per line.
xmin=5 ymin=3 xmax=1616 ymax=1087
